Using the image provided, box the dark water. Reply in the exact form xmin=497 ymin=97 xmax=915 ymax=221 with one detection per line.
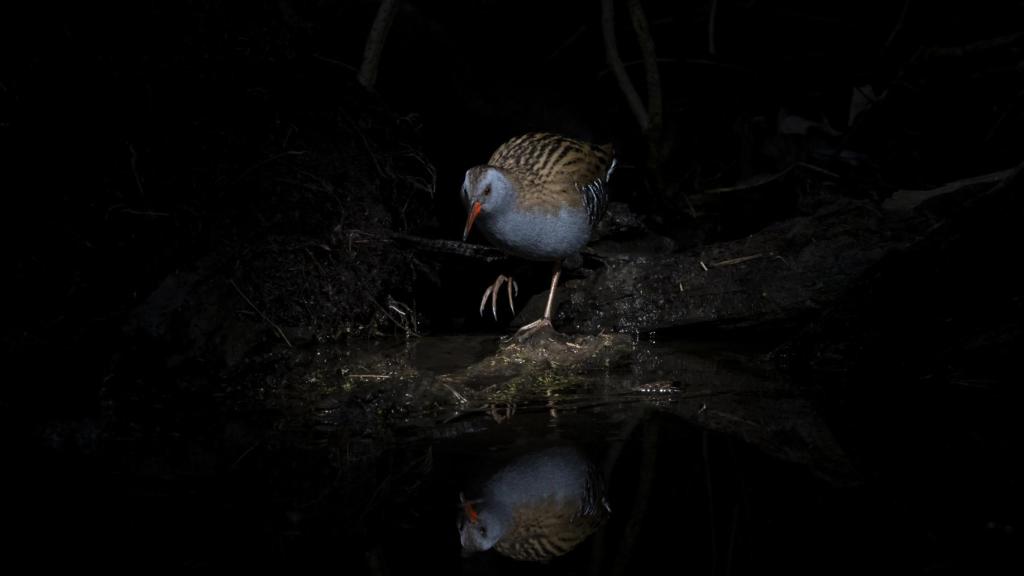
xmin=23 ymin=335 xmax=1019 ymax=574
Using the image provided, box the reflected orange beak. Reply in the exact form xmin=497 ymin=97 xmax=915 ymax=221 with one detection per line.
xmin=462 ymin=201 xmax=482 ymax=241
xmin=464 ymin=501 xmax=479 ymax=524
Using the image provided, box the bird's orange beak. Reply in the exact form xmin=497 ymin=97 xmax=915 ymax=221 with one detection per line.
xmin=462 ymin=201 xmax=482 ymax=241
xmin=464 ymin=501 xmax=479 ymax=524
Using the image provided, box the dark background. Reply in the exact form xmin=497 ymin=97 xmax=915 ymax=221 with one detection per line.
xmin=6 ymin=0 xmax=1024 ymax=358
xmin=3 ymin=0 xmax=1023 ymax=572
xmin=6 ymin=0 xmax=1024 ymax=387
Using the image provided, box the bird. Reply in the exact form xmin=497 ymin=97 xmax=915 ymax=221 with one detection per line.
xmin=461 ymin=132 xmax=616 ymax=338
xmin=457 ymin=445 xmax=610 ymax=562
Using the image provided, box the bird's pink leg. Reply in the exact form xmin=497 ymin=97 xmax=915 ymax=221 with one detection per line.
xmin=515 ymin=261 xmax=561 ymax=338
xmin=541 ymin=262 xmax=561 ymax=321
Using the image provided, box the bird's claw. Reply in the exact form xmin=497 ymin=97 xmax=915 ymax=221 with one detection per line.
xmin=514 ymin=317 xmax=556 ymax=341
xmin=479 ymin=275 xmax=518 ymax=320
xmin=489 ymin=402 xmax=516 ymax=423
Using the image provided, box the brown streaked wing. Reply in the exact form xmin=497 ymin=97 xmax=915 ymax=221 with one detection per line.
xmin=488 ymin=133 xmax=613 ymax=211
xmin=493 ymin=498 xmax=594 ymax=561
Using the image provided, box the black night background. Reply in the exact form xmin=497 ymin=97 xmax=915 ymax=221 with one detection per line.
xmin=3 ymin=1 xmax=1022 ymax=573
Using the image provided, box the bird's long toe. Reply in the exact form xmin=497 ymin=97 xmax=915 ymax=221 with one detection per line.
xmin=478 ymin=274 xmax=517 ymax=320
xmin=513 ymin=317 xmax=558 ymax=341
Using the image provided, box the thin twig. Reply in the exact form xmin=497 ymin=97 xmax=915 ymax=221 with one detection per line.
xmin=358 ymin=474 xmax=392 ymax=523
xmin=119 ymin=209 xmax=169 ymax=217
xmin=983 ymin=88 xmax=1024 ymax=144
xmin=442 ymin=382 xmax=468 ymax=404
xmin=602 ymin=0 xmax=649 ymax=130
xmin=364 ymin=291 xmax=420 ymax=336
xmin=339 ymin=108 xmax=384 ymax=178
xmin=884 ymin=0 xmax=913 ymax=52
xmin=710 ymin=253 xmax=764 ymax=267
xmin=358 ymin=0 xmax=400 ymax=89
xmin=628 ymin=0 xmax=662 ymax=134
xmin=313 ymin=53 xmax=358 ymax=71
xmin=705 ymin=162 xmax=839 ymax=194
xmin=106 ymin=205 xmax=170 ymax=218
xmin=883 ymin=167 xmax=1014 ymax=212
xmin=229 ymin=279 xmax=293 ymax=347
xmin=546 ymin=24 xmax=587 ymax=61
xmin=232 ymin=439 xmax=264 ymax=468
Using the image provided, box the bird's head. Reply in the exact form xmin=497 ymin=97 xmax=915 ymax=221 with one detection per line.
xmin=461 ymin=166 xmax=513 ymax=241
xmin=457 ymin=493 xmax=506 ymax=554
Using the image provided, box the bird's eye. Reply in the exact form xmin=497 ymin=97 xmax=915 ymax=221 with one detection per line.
xmin=479 ymin=526 xmax=487 ymax=537
xmin=483 ymin=186 xmax=491 ymax=196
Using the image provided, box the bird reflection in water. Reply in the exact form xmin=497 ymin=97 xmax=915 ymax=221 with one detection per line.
xmin=457 ymin=445 xmax=610 ymax=561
